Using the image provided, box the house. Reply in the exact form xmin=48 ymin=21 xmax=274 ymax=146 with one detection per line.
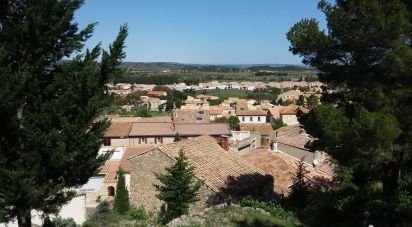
xmin=147 ymin=90 xmax=167 ymax=97
xmin=208 ymin=105 xmax=235 ymax=121
xmin=279 ymin=104 xmax=309 ymax=125
xmin=267 ymin=106 xmax=284 ymax=124
xmin=128 ymin=136 xmax=273 ymax=213
xmin=78 ymin=145 xmax=154 ymax=208
xmin=183 ymin=96 xmax=210 ymax=109
xmin=237 ymin=110 xmax=267 ymax=123
xmin=239 ymin=123 xmax=274 ymax=136
xmin=128 ymin=122 xmax=231 ymax=147
xmin=173 ymin=109 xmax=210 ymax=123
xmin=277 ymin=90 xmax=303 ymax=102
xmin=230 ymin=131 xmax=261 ymax=153
xmin=102 ymin=121 xmax=231 ymax=147
xmin=140 ymin=96 xmax=165 ymax=111
xmin=195 ymin=94 xmax=219 ymax=100
xmin=242 ymin=147 xmax=335 ymax=196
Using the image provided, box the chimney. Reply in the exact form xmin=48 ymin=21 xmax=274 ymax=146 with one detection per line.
xmin=270 ymin=140 xmax=278 ymax=152
xmin=220 ymin=136 xmax=230 ymax=151
xmin=262 ymin=136 xmax=269 ymax=149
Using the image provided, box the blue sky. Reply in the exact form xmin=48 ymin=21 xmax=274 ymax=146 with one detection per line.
xmin=74 ymin=0 xmax=326 ymax=65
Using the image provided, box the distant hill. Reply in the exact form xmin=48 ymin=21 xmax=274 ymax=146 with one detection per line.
xmin=122 ymin=62 xmax=309 ymax=72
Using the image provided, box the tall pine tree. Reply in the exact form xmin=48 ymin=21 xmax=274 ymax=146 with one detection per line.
xmin=287 ymin=0 xmax=412 ymax=225
xmin=0 ymin=1 xmax=127 ymax=226
xmin=114 ymin=168 xmax=130 ymax=215
xmin=154 ymin=150 xmax=201 ymax=224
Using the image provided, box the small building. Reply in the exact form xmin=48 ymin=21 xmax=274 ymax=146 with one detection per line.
xmin=147 ymin=90 xmax=167 ymax=97
xmin=279 ymin=104 xmax=309 ymax=125
xmin=267 ymin=106 xmax=284 ymax=124
xmin=239 ymin=123 xmax=274 ymax=136
xmin=128 ymin=136 xmax=273 ymax=213
xmin=242 ymin=148 xmax=335 ymax=196
xmin=277 ymin=90 xmax=303 ymax=102
xmin=237 ymin=110 xmax=267 ymax=124
xmin=174 ymin=109 xmax=210 ymax=123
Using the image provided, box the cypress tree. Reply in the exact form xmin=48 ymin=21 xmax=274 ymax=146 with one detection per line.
xmin=154 ymin=150 xmax=201 ymax=223
xmin=0 ymin=1 xmax=127 ymax=226
xmin=114 ymin=168 xmax=130 ymax=214
xmin=173 ymin=132 xmax=181 ymax=142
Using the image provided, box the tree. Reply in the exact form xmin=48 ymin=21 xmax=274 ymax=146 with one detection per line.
xmin=174 ymin=132 xmax=181 ymax=142
xmin=0 ymin=1 xmax=127 ymax=226
xmin=287 ymin=0 xmax=412 ymax=224
xmin=296 ymin=95 xmax=305 ymax=106
xmin=154 ymin=151 xmax=201 ymax=223
xmin=228 ymin=116 xmax=240 ymax=131
xmin=114 ymin=168 xmax=130 ymax=214
xmin=271 ymin=118 xmax=286 ymax=130
xmin=306 ymin=95 xmax=319 ymax=110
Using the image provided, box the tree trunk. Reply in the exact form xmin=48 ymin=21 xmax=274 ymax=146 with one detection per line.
xmin=17 ymin=210 xmax=31 ymax=227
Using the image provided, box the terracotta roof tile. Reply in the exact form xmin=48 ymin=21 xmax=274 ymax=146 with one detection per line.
xmin=155 ymin=136 xmax=266 ymax=192
xmin=236 ymin=110 xmax=267 ymax=116
xmin=105 ymin=122 xmax=132 ymax=137
xmin=99 ymin=160 xmax=120 ymax=183
xmin=120 ymin=145 xmax=155 ymax=172
xmin=242 ymin=149 xmax=334 ymax=196
xmin=129 ymin=123 xmax=230 ymax=137
xmin=240 ymin=123 xmax=274 ymax=135
xmin=279 ymin=104 xmax=309 ymax=115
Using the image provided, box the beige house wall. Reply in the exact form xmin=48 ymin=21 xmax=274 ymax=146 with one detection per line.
xmin=281 ymin=114 xmax=299 ymax=125
xmin=110 ymin=138 xmax=129 ymax=147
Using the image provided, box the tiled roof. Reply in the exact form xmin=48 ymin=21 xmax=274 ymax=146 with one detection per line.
xmin=239 ymin=123 xmax=274 ymax=135
xmin=121 ymin=145 xmax=155 ymax=172
xmin=147 ymin=91 xmax=167 ymax=96
xmin=280 ymin=104 xmax=309 ymax=115
xmin=106 ymin=116 xmax=172 ymax=123
xmin=236 ymin=110 xmax=267 ymax=116
xmin=99 ymin=160 xmax=120 ymax=183
xmin=155 ymin=136 xmax=267 ymax=193
xmin=105 ymin=122 xmax=132 ymax=137
xmin=268 ymin=106 xmax=283 ymax=118
xmin=174 ymin=109 xmax=210 ymax=123
xmin=270 ymin=125 xmax=314 ymax=149
xmin=129 ymin=123 xmax=230 ymax=137
xmin=242 ymin=149 xmax=334 ymax=196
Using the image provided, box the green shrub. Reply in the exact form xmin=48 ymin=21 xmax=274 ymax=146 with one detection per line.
xmin=127 ymin=207 xmax=148 ymax=220
xmin=239 ymin=196 xmax=298 ymax=224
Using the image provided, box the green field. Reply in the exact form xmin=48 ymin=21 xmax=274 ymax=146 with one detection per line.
xmin=196 ymin=89 xmax=249 ymax=99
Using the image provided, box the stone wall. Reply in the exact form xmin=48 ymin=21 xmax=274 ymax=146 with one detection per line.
xmin=130 ymin=149 xmax=175 ymax=211
xmin=129 ymin=148 xmax=221 ymax=213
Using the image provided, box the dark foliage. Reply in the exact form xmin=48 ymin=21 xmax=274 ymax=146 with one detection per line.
xmin=154 ymin=151 xmax=201 ymax=224
xmin=0 ymin=1 xmax=127 ymax=226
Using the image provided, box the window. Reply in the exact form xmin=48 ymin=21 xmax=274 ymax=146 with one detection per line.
xmin=155 ymin=137 xmax=161 ymax=144
xmin=198 ymin=111 xmax=204 ymax=114
xmin=108 ymin=186 xmax=115 ymax=197
xmin=140 ymin=137 xmax=145 ymax=144
xmin=242 ymin=117 xmax=245 ymax=121
xmin=258 ymin=117 xmax=261 ymax=121
xmin=250 ymin=117 xmax=253 ymax=121
xmin=196 ymin=117 xmax=202 ymax=121
xmin=103 ymin=138 xmax=111 ymax=146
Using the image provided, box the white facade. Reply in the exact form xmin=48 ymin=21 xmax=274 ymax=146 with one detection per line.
xmin=238 ymin=115 xmax=266 ymax=123
xmin=281 ymin=114 xmax=299 ymax=125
